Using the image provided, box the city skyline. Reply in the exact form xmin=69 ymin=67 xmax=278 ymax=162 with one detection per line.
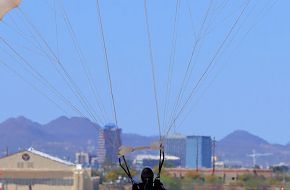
xmin=0 ymin=1 xmax=289 ymax=189
xmin=0 ymin=115 xmax=289 ymax=167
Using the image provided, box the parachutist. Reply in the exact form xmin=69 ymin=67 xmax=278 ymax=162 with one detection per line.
xmin=132 ymin=167 xmax=166 ymax=190
xmin=119 ymin=147 xmax=166 ymax=190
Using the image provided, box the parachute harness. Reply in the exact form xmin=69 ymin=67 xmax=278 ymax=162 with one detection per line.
xmin=156 ymin=148 xmax=165 ymax=180
xmin=119 ymin=155 xmax=135 ymax=184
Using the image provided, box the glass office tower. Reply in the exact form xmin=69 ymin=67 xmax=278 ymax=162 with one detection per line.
xmin=186 ymin=136 xmax=212 ymax=168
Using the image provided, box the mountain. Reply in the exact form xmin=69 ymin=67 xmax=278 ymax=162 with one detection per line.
xmin=217 ymin=130 xmax=290 ymax=166
xmin=1 ymin=116 xmax=290 ymax=166
xmin=0 ymin=116 xmax=100 ymax=159
xmin=217 ymin=130 xmax=269 ymax=160
xmin=0 ymin=116 xmax=51 ymax=147
xmin=219 ymin=130 xmax=269 ymax=146
xmin=43 ymin=116 xmax=99 ymax=141
xmin=0 ymin=116 xmax=157 ymax=161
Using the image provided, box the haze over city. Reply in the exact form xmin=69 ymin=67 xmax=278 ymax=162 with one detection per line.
xmin=0 ymin=1 xmax=290 ymax=190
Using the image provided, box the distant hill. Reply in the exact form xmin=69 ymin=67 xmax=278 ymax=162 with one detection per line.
xmin=43 ymin=116 xmax=100 ymax=142
xmin=0 ymin=116 xmax=158 ymax=161
xmin=217 ymin=130 xmax=290 ymax=167
xmin=219 ymin=130 xmax=269 ymax=146
xmin=217 ymin=130 xmax=269 ymax=162
xmin=0 ymin=116 xmax=50 ymax=148
xmin=0 ymin=116 xmax=290 ymax=166
xmin=0 ymin=116 xmax=100 ymax=160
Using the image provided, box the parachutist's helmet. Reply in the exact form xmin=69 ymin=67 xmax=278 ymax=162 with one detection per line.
xmin=141 ymin=167 xmax=154 ymax=183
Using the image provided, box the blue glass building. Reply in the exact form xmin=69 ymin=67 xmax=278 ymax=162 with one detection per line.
xmin=186 ymin=136 xmax=212 ymax=168
xmin=164 ymin=133 xmax=186 ymax=167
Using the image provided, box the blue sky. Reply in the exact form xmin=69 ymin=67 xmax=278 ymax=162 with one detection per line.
xmin=0 ymin=0 xmax=289 ymax=144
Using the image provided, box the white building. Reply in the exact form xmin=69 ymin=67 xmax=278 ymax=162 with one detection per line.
xmin=133 ymin=154 xmax=181 ymax=169
xmin=0 ymin=148 xmax=99 ymax=190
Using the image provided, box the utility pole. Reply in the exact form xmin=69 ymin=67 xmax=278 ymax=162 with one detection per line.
xmin=196 ymin=137 xmax=199 ymax=172
xmin=212 ymin=137 xmax=216 ymax=175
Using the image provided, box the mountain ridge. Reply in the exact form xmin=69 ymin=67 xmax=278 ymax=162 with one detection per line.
xmin=0 ymin=116 xmax=289 ymax=166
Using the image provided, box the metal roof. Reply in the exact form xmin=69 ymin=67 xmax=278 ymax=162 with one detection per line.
xmin=27 ymin=147 xmax=75 ymax=166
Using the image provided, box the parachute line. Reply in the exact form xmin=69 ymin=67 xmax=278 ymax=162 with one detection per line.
xmin=0 ymin=37 xmax=88 ymax=118
xmin=0 ymin=59 xmax=69 ymax=115
xmin=144 ymin=0 xmax=162 ymax=140
xmin=165 ymin=0 xmax=251 ymax=139
xmin=163 ymin=0 xmax=181 ymax=133
xmin=17 ymin=7 xmax=101 ymax=124
xmin=167 ymin=0 xmax=215 ymax=131
xmin=96 ymin=0 xmax=119 ymax=126
xmin=59 ymin=2 xmax=108 ymax=124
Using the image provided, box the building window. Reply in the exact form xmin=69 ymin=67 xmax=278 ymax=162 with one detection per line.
xmin=27 ymin=162 xmax=34 ymax=168
xmin=17 ymin=162 xmax=24 ymax=168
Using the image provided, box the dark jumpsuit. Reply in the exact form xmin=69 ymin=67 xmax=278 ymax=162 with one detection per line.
xmin=132 ymin=179 xmax=166 ymax=190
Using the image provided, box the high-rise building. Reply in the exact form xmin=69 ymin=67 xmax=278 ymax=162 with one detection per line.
xmin=186 ymin=136 xmax=212 ymax=168
xmin=164 ymin=133 xmax=186 ymax=167
xmin=103 ymin=124 xmax=122 ymax=164
xmin=96 ymin=128 xmax=106 ymax=165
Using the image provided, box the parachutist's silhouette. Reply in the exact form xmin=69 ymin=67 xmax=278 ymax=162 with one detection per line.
xmin=119 ymin=146 xmax=166 ymax=190
xmin=132 ymin=167 xmax=166 ymax=190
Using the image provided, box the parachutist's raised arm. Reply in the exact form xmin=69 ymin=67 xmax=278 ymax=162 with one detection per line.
xmin=118 ymin=141 xmax=164 ymax=157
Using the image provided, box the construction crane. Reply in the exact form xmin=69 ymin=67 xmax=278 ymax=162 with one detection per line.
xmin=247 ymin=149 xmax=272 ymax=167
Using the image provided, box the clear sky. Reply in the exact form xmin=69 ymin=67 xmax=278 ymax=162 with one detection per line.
xmin=0 ymin=0 xmax=289 ymax=144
